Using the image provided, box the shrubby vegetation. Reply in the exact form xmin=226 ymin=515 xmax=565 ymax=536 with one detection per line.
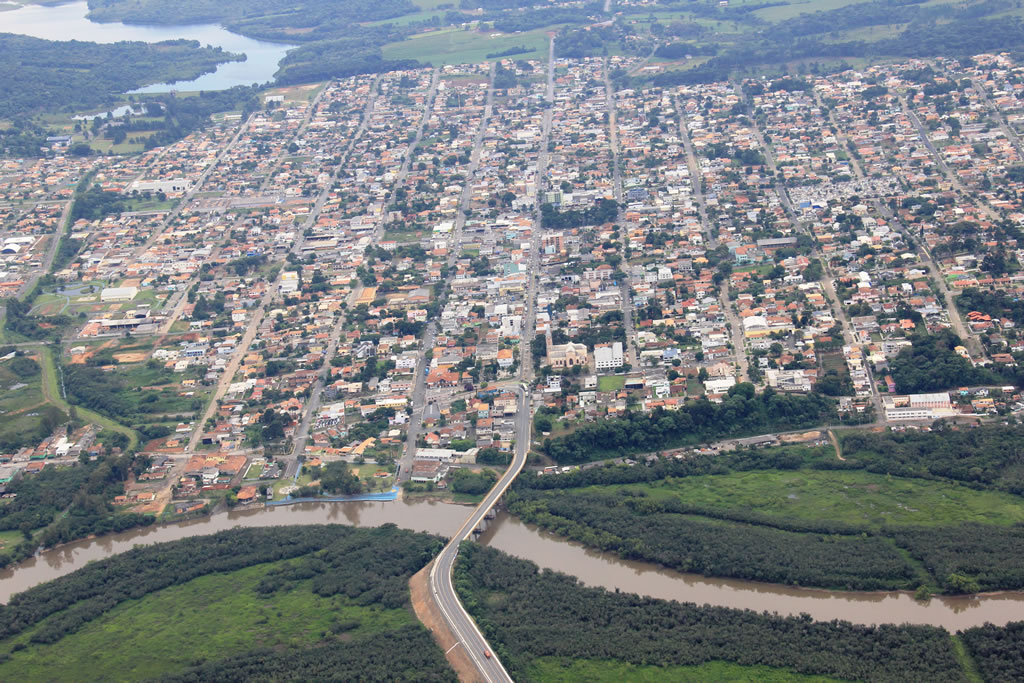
xmin=454 ymin=543 xmax=965 ymax=682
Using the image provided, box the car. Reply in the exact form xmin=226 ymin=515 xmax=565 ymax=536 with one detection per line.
xmin=484 ymin=650 xmax=491 ymax=659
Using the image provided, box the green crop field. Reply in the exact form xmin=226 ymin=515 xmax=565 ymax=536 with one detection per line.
xmin=633 ymin=469 xmax=1024 ymax=529
xmin=0 ymin=561 xmax=414 ymax=681
xmin=530 ymin=658 xmax=843 ymax=682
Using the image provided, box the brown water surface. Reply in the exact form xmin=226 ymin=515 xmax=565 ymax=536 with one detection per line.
xmin=1 ymin=500 xmax=1022 ymax=630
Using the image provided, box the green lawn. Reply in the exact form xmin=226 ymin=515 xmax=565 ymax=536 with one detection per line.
xmin=530 ymin=658 xmax=843 ymax=682
xmin=638 ymin=469 xmax=1024 ymax=529
xmin=597 ymin=375 xmax=625 ymax=392
xmin=382 ymin=28 xmax=549 ymax=66
xmin=0 ymin=562 xmax=415 ymax=681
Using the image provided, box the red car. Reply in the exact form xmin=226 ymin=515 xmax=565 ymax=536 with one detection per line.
xmin=484 ymin=650 xmax=491 ymax=659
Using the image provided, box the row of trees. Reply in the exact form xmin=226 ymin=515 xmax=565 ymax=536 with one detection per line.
xmin=542 ymin=385 xmax=835 ymax=463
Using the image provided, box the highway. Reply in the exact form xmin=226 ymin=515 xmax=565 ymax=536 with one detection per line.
xmin=427 ymin=384 xmax=530 ymax=683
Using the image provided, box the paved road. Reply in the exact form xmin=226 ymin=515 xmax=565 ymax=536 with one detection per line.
xmin=373 ymin=69 xmax=440 ymax=243
xmin=428 ymin=385 xmax=529 ymax=683
xmin=675 ymin=95 xmax=749 ymax=379
xmin=970 ymin=76 xmax=1024 ymax=158
xmin=812 ymin=89 xmax=982 ymax=361
xmin=426 ymin=40 xmax=554 ymax=682
xmin=397 ymin=66 xmax=496 ymax=482
xmin=188 ymin=79 xmax=382 ymax=453
xmin=132 ymin=111 xmax=255 ymax=260
xmin=519 ymin=37 xmax=555 ymax=381
xmin=603 ymin=58 xmax=639 ymax=368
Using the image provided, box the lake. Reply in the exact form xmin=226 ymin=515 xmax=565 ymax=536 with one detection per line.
xmin=1 ymin=1 xmax=294 ymax=95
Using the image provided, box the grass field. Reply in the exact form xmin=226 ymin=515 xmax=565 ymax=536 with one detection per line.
xmin=637 ymin=469 xmax=1024 ymax=529
xmin=38 ymin=346 xmax=139 ymax=450
xmin=382 ymin=28 xmax=549 ymax=66
xmin=598 ymin=375 xmax=625 ymax=392
xmin=0 ymin=354 xmax=61 ymax=450
xmin=0 ymin=359 xmax=44 ymax=416
xmin=752 ymin=0 xmax=873 ymax=22
xmin=529 ymin=658 xmax=843 ymax=682
xmin=0 ymin=561 xmax=415 ymax=681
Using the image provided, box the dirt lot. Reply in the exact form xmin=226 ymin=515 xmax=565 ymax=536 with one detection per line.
xmin=113 ymin=351 xmax=149 ymax=363
xmin=409 ymin=564 xmax=483 ymax=683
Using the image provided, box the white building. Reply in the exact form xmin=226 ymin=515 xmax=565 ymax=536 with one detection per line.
xmin=100 ymin=286 xmax=138 ymax=302
xmin=280 ymin=271 xmax=299 ymax=293
xmin=594 ymin=342 xmax=624 ymax=371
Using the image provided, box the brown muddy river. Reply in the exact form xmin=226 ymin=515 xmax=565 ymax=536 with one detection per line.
xmin=1 ymin=499 xmax=1021 ymax=630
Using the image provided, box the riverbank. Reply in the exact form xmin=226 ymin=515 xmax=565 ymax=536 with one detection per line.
xmin=0 ymin=498 xmax=1021 ymax=629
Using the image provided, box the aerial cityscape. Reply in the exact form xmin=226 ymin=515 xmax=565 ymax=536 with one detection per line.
xmin=1 ymin=0 xmax=1024 ymax=680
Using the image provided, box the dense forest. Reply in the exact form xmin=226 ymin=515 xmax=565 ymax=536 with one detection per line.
xmin=886 ymin=331 xmax=1015 ymax=392
xmin=840 ymin=423 xmax=1024 ymax=494
xmin=0 ymin=34 xmax=238 ymax=119
xmin=87 ymin=0 xmax=418 ymax=41
xmin=454 ymin=543 xmax=967 ymax=682
xmin=958 ymin=287 xmax=1024 ymax=326
xmin=158 ymin=626 xmax=454 ymax=683
xmin=541 ymin=383 xmax=836 ymax=462
xmin=0 ymin=453 xmax=154 ymax=568
xmin=508 ymin=488 xmax=921 ymax=590
xmin=540 ymin=198 xmax=619 ymax=230
xmin=961 ymin=621 xmax=1024 ymax=681
xmin=0 ymin=525 xmax=442 ymax=637
xmin=650 ymin=0 xmax=1024 ymax=87
xmin=274 ymin=35 xmax=421 ymax=87
xmin=512 ymin=426 xmax=1024 ymax=592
